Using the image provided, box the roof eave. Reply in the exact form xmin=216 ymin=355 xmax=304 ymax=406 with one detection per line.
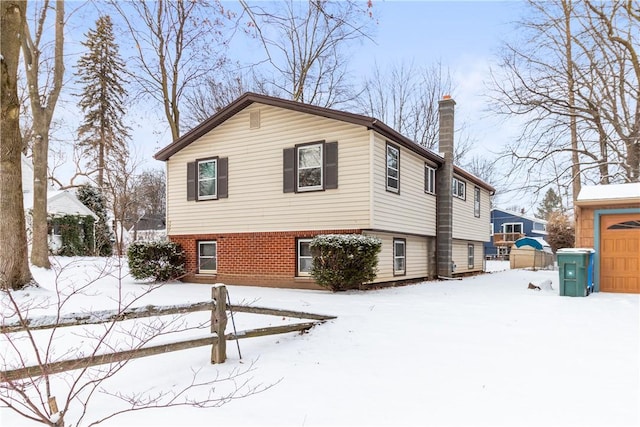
xmin=575 ymin=198 xmax=640 ymax=207
xmin=153 ymin=92 xmax=493 ymax=191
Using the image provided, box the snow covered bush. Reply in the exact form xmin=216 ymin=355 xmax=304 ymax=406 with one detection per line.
xmin=127 ymin=241 xmax=186 ymax=282
xmin=310 ymin=234 xmax=382 ymax=291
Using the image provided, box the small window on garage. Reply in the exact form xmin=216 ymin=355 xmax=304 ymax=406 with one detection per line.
xmin=607 ymin=220 xmax=640 ymax=229
xmin=468 ymin=244 xmax=475 ymax=269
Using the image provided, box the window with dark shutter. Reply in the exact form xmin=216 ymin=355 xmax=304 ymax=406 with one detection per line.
xmin=284 ymin=141 xmax=338 ymax=193
xmin=187 ymin=162 xmax=196 ymax=201
xmin=218 ymin=157 xmax=228 ymax=198
xmin=324 ymin=142 xmax=338 ymax=189
xmin=283 ymin=148 xmax=295 ymax=193
xmin=188 ymin=157 xmax=228 ymax=201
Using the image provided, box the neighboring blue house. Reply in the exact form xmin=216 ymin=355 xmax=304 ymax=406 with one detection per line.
xmin=485 ymin=208 xmax=548 ymax=259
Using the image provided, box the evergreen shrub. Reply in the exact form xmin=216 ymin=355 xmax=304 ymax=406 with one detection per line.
xmin=127 ymin=241 xmax=186 ymax=282
xmin=310 ymin=234 xmax=382 ymax=292
xmin=50 ymin=214 xmax=95 ymax=256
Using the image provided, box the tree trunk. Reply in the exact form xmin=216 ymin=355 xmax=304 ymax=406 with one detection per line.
xmin=563 ymin=0 xmax=581 ymax=208
xmin=24 ymin=0 xmax=65 ymax=268
xmin=1 ymin=0 xmax=35 ymax=290
xmin=30 ymin=123 xmax=50 ymax=268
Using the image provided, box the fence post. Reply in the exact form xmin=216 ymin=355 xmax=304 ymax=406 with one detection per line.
xmin=211 ymin=285 xmax=228 ymax=364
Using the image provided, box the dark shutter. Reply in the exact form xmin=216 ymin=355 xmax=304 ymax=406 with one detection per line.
xmin=218 ymin=157 xmax=228 ymax=198
xmin=324 ymin=142 xmax=338 ymax=189
xmin=187 ymin=161 xmax=196 ymax=201
xmin=283 ymin=148 xmax=295 ymax=193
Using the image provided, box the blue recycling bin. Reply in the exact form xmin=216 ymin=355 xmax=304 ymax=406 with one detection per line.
xmin=586 ymin=250 xmax=595 ymax=293
xmin=557 ymin=248 xmax=595 ymax=297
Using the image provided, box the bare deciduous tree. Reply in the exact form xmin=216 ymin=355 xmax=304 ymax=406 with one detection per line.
xmin=356 ymin=61 xmax=475 ymax=166
xmin=583 ymin=0 xmax=640 ymax=182
xmin=357 ymin=61 xmax=452 ymax=149
xmin=183 ymin=68 xmax=252 ymax=129
xmin=103 ymin=152 xmax=138 ymax=256
xmin=110 ymin=0 xmax=230 ymax=141
xmin=490 ymin=0 xmax=639 ymax=208
xmin=239 ymin=0 xmax=373 ymax=108
xmin=22 ymin=0 xmax=65 ymax=269
xmin=1 ymin=0 xmax=35 ymax=291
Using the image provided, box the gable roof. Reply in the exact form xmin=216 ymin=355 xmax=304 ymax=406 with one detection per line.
xmin=154 ymin=92 xmax=494 ymax=192
xmin=491 ymin=208 xmax=547 ymax=225
xmin=24 ymin=190 xmax=98 ymax=220
xmin=576 ymin=183 xmax=640 ymax=206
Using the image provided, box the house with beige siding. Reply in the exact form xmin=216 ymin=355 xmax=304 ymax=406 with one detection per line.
xmin=154 ymin=93 xmax=494 ymax=289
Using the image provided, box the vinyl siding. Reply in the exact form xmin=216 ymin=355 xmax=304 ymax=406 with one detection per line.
xmin=370 ymin=135 xmax=437 ymax=235
xmin=364 ymin=231 xmax=432 ymax=283
xmin=452 ymin=240 xmax=484 ymax=274
xmin=166 ymin=104 xmax=371 ymax=234
xmin=452 ymin=179 xmax=492 ymax=242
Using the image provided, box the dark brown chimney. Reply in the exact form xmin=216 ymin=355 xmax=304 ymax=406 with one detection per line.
xmin=436 ymin=96 xmax=456 ymax=277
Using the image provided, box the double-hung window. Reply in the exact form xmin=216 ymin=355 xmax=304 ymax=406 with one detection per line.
xmin=187 ymin=157 xmax=228 ymax=202
xmin=425 ymin=164 xmax=436 ymax=195
xmin=198 ymin=241 xmax=217 ymax=273
xmin=393 ymin=238 xmax=406 ymax=276
xmin=468 ymin=244 xmax=475 ymax=269
xmin=386 ymin=144 xmax=400 ymax=193
xmin=198 ymin=158 xmax=217 ymax=200
xmin=283 ymin=141 xmax=337 ymax=193
xmin=297 ymin=238 xmax=313 ymax=276
xmin=297 ymin=144 xmax=323 ymax=191
xmin=502 ymin=223 xmax=523 ymax=234
xmin=452 ymin=177 xmax=465 ymax=199
xmin=474 ymin=187 xmax=481 ymax=217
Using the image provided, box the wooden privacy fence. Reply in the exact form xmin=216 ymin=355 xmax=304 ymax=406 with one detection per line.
xmin=1 ymin=285 xmax=336 ymax=382
xmin=509 ymin=247 xmax=555 ymax=270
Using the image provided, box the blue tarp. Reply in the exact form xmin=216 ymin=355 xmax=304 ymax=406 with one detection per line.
xmin=514 ymin=237 xmax=549 ymax=251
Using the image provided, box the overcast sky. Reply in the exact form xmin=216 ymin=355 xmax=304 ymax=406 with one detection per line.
xmin=53 ymin=0 xmax=532 ymax=209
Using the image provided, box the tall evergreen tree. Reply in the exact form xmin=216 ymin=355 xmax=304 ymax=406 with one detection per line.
xmin=536 ymin=188 xmax=563 ymax=220
xmin=75 ymin=15 xmax=130 ymax=189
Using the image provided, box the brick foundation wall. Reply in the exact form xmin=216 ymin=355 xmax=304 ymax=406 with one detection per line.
xmin=170 ymin=229 xmax=361 ymax=289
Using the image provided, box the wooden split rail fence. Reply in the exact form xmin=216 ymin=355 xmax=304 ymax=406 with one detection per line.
xmin=1 ymin=285 xmax=336 ymax=382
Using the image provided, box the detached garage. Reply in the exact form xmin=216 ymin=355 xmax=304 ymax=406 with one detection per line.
xmin=575 ymin=183 xmax=640 ymax=294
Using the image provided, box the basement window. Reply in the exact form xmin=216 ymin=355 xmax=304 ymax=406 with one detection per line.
xmin=198 ymin=241 xmax=217 ymax=274
xmin=297 ymin=238 xmax=313 ymax=276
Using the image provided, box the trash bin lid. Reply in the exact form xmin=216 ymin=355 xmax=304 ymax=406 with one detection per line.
xmin=557 ymin=248 xmax=595 ymax=253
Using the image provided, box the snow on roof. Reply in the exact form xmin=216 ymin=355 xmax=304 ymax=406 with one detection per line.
xmin=491 ymin=208 xmax=547 ymax=224
xmin=23 ymin=190 xmax=98 ymax=220
xmin=577 ymin=182 xmax=640 ymax=202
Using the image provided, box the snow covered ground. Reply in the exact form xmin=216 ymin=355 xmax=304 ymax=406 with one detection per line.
xmin=1 ymin=258 xmax=639 ymax=427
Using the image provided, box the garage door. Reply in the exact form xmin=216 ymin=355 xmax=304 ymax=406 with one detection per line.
xmin=600 ymin=213 xmax=640 ymax=293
